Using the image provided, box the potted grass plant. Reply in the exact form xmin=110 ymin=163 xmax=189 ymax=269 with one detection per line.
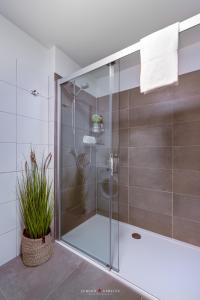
xmin=18 ymin=150 xmax=53 ymax=267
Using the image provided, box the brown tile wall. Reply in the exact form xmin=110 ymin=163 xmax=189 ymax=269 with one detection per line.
xmin=118 ymin=70 xmax=200 ymax=246
xmin=61 ymin=70 xmax=200 ymax=247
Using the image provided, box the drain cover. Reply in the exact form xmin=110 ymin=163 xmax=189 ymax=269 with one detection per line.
xmin=132 ymin=233 xmax=141 ymax=239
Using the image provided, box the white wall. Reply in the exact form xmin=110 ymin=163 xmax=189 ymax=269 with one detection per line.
xmin=0 ymin=15 xmax=80 ymax=266
xmin=48 ymin=46 xmax=81 ymax=183
xmin=0 ymin=14 xmax=50 ymax=266
xmin=49 ymin=46 xmax=97 ymax=96
xmin=50 ymin=46 xmax=80 ymax=79
xmin=48 ymin=46 xmax=80 ymax=118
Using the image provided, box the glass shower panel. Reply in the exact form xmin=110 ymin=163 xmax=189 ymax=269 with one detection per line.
xmin=60 ymin=62 xmax=120 ymax=269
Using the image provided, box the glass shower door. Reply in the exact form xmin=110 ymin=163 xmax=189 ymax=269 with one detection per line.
xmin=59 ymin=62 xmax=119 ymax=270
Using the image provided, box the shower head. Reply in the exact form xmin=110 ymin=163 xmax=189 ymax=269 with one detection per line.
xmin=75 ymin=82 xmax=89 ymax=96
xmin=80 ymin=83 xmax=89 ymax=90
xmin=63 ymin=81 xmax=89 ymax=97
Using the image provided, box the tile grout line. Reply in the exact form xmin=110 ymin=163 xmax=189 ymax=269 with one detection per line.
xmin=117 ymin=118 xmax=200 ymax=130
xmin=0 ymin=199 xmax=18 ymax=205
xmin=127 ymin=165 xmax=173 ymax=171
xmin=128 ymin=185 xmax=172 ymax=194
xmin=129 ymin=183 xmax=171 ymax=193
xmin=48 ymin=75 xmax=50 ymax=155
xmin=0 ymin=79 xmax=49 ymax=99
xmin=15 ymin=58 xmax=18 ymax=257
xmin=170 ymin=214 xmax=200 ymax=225
xmin=0 ymin=227 xmax=18 ymax=238
xmin=0 ymin=286 xmax=8 ymax=300
xmin=126 ymin=145 xmax=200 ymax=149
xmin=129 ymin=119 xmax=200 ymax=128
xmin=0 ymin=171 xmax=18 ymax=174
xmin=126 ymin=146 xmax=172 ymax=149
xmin=47 ymin=75 xmax=50 ymax=183
xmin=127 ymin=90 xmax=131 ymax=225
xmin=171 ymin=109 xmax=174 ymax=238
xmin=44 ymin=261 xmax=85 ymax=300
xmin=0 ymin=142 xmax=50 ymax=145
xmin=0 ymin=104 xmax=49 ymax=122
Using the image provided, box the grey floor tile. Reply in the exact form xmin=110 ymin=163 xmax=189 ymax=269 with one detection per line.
xmin=0 ymin=243 xmax=141 ymax=300
xmin=0 ymin=289 xmax=6 ymax=300
xmin=47 ymin=261 xmax=141 ymax=300
xmin=0 ymin=243 xmax=83 ymax=300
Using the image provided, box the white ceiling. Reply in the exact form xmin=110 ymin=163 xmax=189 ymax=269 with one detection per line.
xmin=0 ymin=0 xmax=200 ymax=67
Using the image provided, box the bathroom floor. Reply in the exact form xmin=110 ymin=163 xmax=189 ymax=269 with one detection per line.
xmin=0 ymin=243 xmax=142 ymax=300
xmin=63 ymin=214 xmax=200 ymax=300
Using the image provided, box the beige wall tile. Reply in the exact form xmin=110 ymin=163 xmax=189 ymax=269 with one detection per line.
xmin=173 ymin=169 xmax=200 ymax=196
xmin=172 ymin=70 xmax=200 ymax=100
xmin=129 ymin=102 xmax=173 ymax=127
xmin=119 ymin=128 xmax=129 ymax=146
xmin=173 ymin=146 xmax=200 ymax=170
xmin=130 ymin=207 xmax=172 ymax=237
xmin=129 ymin=125 xmax=172 ymax=147
xmin=112 ymin=189 xmax=128 ymax=223
xmin=129 ymin=147 xmax=172 ymax=169
xmin=112 ymin=110 xmax=119 ymax=131
xmin=119 ymin=166 xmax=128 ymax=186
xmin=119 ymin=109 xmax=129 ymax=129
xmin=129 ymin=167 xmax=172 ymax=192
xmin=173 ymin=216 xmax=200 ymax=246
xmin=174 ymin=121 xmax=200 ymax=146
xmin=129 ymin=187 xmax=172 ymax=216
xmin=119 ymin=147 xmax=128 ymax=166
xmin=119 ymin=185 xmax=128 ymax=203
xmin=173 ymin=95 xmax=200 ymax=124
xmin=129 ymin=86 xmax=172 ymax=107
xmin=119 ymin=90 xmax=129 ymax=110
xmin=174 ymin=193 xmax=200 ymax=222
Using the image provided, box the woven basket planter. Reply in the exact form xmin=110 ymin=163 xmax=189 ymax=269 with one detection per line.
xmin=21 ymin=230 xmax=53 ymax=267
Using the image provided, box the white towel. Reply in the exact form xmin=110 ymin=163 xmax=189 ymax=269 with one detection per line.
xmin=140 ymin=23 xmax=179 ymax=93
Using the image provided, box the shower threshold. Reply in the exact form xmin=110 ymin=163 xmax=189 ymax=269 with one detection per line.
xmin=60 ymin=214 xmax=200 ymax=300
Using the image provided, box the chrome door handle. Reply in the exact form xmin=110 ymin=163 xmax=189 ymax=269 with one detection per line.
xmin=109 ymin=153 xmax=114 ymax=176
xmin=109 ymin=153 xmax=118 ymax=176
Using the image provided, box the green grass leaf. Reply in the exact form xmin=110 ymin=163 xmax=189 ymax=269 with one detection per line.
xmin=18 ymin=150 xmax=53 ymax=239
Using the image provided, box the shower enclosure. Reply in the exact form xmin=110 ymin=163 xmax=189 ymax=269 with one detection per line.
xmin=55 ymin=13 xmax=200 ymax=300
xmin=56 ymin=62 xmax=120 ymax=270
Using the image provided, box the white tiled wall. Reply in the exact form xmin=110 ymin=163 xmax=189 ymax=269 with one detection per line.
xmin=0 ymin=230 xmax=17 ymax=266
xmin=0 ymin=15 xmax=80 ymax=266
xmin=0 ymin=14 xmax=51 ymax=266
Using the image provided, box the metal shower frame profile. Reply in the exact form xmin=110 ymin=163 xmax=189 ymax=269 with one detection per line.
xmin=59 ymin=13 xmax=200 ymax=85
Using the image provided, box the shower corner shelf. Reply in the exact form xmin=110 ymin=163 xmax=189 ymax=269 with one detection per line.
xmin=95 ymin=142 xmax=104 ymax=146
xmin=91 ymin=128 xmax=104 ymax=134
